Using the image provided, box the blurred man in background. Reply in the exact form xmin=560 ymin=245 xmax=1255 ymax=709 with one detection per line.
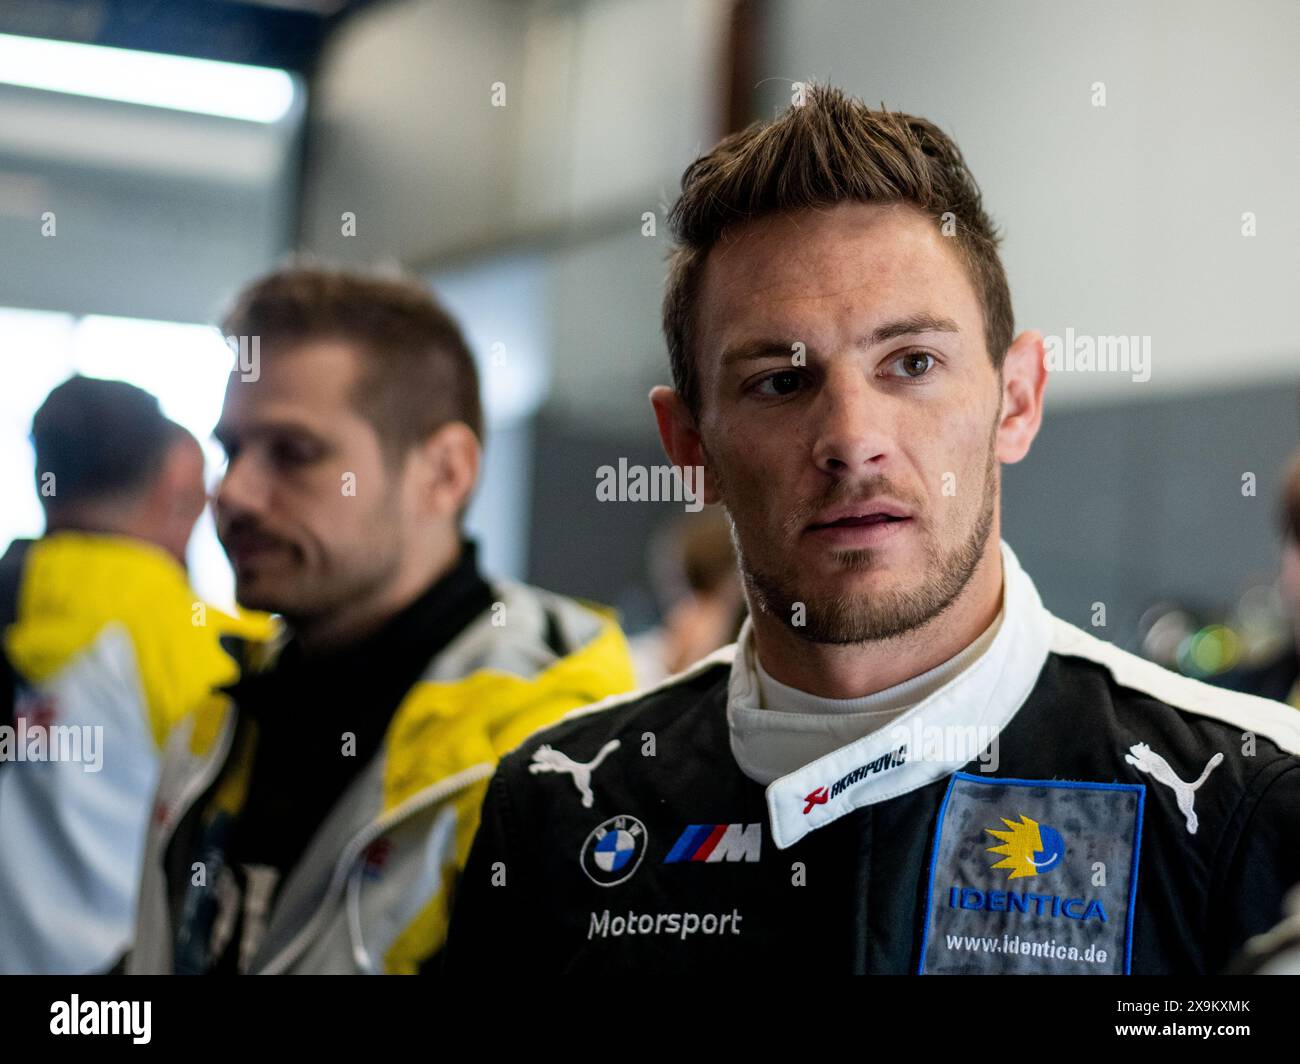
xmin=0 ymin=375 xmax=267 ymax=974
xmin=629 ymin=508 xmax=745 ymax=687
xmin=129 ymin=266 xmax=635 ymax=974
xmin=1215 ymin=449 xmax=1300 ymax=709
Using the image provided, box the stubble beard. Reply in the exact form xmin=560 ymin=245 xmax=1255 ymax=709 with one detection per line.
xmin=235 ymin=514 xmax=406 ymax=630
xmin=721 ymin=446 xmax=998 ymax=646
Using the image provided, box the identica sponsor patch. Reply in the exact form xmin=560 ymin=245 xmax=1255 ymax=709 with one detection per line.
xmin=919 ymin=773 xmax=1143 ymax=975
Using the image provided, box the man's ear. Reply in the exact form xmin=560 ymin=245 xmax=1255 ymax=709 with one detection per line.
xmin=649 ymin=386 xmax=720 ymax=505
xmin=419 ymin=421 xmax=481 ymax=519
xmin=995 ymin=330 xmax=1048 ymax=465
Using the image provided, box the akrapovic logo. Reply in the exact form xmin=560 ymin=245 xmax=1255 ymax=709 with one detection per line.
xmin=804 ymin=744 xmax=908 ymax=814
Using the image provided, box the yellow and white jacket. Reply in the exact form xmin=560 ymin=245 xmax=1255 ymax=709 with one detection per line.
xmin=0 ymin=533 xmax=270 ymax=974
xmin=128 ymin=580 xmax=635 ymax=974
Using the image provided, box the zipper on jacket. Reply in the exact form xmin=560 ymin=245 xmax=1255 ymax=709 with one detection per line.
xmin=148 ymin=708 xmax=239 ymax=968
xmin=258 ymin=760 xmax=497 ymax=974
xmin=346 ymin=803 xmax=459 ymax=973
xmin=155 ymin=710 xmax=238 ymax=867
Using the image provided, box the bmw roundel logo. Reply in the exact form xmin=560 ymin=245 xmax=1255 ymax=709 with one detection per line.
xmin=579 ymin=815 xmax=648 ymax=887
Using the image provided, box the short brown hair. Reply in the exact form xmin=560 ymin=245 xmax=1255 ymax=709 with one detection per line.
xmin=663 ymin=84 xmax=1014 ymax=416
xmin=220 ymin=264 xmax=483 ymax=458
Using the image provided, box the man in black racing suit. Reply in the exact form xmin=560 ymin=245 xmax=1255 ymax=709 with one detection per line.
xmin=443 ymin=85 xmax=1300 ymax=976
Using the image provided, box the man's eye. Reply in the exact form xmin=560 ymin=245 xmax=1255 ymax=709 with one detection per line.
xmin=272 ymin=440 xmax=320 ymax=466
xmin=889 ymin=351 xmax=936 ymax=378
xmin=755 ymin=371 xmax=805 ymax=397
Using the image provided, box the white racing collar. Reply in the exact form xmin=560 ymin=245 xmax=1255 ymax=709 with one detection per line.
xmin=727 ymin=540 xmax=1054 ymax=849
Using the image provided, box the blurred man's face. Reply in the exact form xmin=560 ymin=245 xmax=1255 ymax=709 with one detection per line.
xmin=691 ymin=202 xmax=1004 ymax=643
xmin=213 ymin=340 xmax=414 ymax=621
xmin=151 ymin=434 xmax=208 ymax=566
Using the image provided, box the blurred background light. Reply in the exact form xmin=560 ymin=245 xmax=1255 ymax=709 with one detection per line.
xmin=0 ymin=32 xmax=296 ymax=123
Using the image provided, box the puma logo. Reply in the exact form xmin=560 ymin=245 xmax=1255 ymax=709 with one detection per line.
xmin=1124 ymin=742 xmax=1223 ymax=835
xmin=529 ymin=740 xmax=621 ymax=808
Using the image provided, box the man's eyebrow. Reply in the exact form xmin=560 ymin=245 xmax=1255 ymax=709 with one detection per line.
xmin=864 ymin=314 xmax=961 ymax=346
xmin=719 ymin=339 xmax=801 ymax=366
xmin=720 ymin=316 xmax=963 ymax=368
xmin=211 ymin=419 xmax=327 ymax=446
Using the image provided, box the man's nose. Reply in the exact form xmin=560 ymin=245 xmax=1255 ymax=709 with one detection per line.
xmin=214 ymin=451 xmax=270 ymax=521
xmin=811 ymin=368 xmax=894 ymax=477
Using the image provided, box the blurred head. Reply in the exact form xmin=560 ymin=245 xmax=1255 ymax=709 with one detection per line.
xmin=213 ymin=266 xmax=482 ymax=631
xmin=1280 ymin=450 xmax=1300 ymax=616
xmin=32 ymin=375 xmax=205 ymax=565
xmin=652 ymin=86 xmax=1045 ymax=645
xmin=651 ymin=509 xmax=745 ymax=672
xmin=649 ymin=507 xmax=739 ymax=607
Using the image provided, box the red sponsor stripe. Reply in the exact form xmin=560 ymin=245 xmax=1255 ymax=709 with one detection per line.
xmin=692 ymin=823 xmax=729 ymax=861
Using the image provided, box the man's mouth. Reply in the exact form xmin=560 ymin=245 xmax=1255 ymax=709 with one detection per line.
xmin=806 ymin=501 xmax=912 ymax=532
xmin=810 ymin=513 xmax=907 ymax=529
xmin=224 ymin=532 xmax=291 ymax=566
xmin=804 ymin=500 xmax=914 ymax=547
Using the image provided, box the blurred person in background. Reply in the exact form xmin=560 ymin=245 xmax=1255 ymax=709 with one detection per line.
xmin=0 ymin=375 xmax=269 ymax=974
xmin=128 ymin=266 xmax=635 ymax=975
xmin=628 ymin=507 xmax=745 ymax=687
xmin=1214 ymin=449 xmax=1300 ymax=709
xmin=1229 ymin=884 xmax=1300 ymax=974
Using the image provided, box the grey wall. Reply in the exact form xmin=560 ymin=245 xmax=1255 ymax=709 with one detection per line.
xmin=525 ymin=411 xmax=671 ymax=629
xmin=1004 ymin=382 xmax=1300 ymax=648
